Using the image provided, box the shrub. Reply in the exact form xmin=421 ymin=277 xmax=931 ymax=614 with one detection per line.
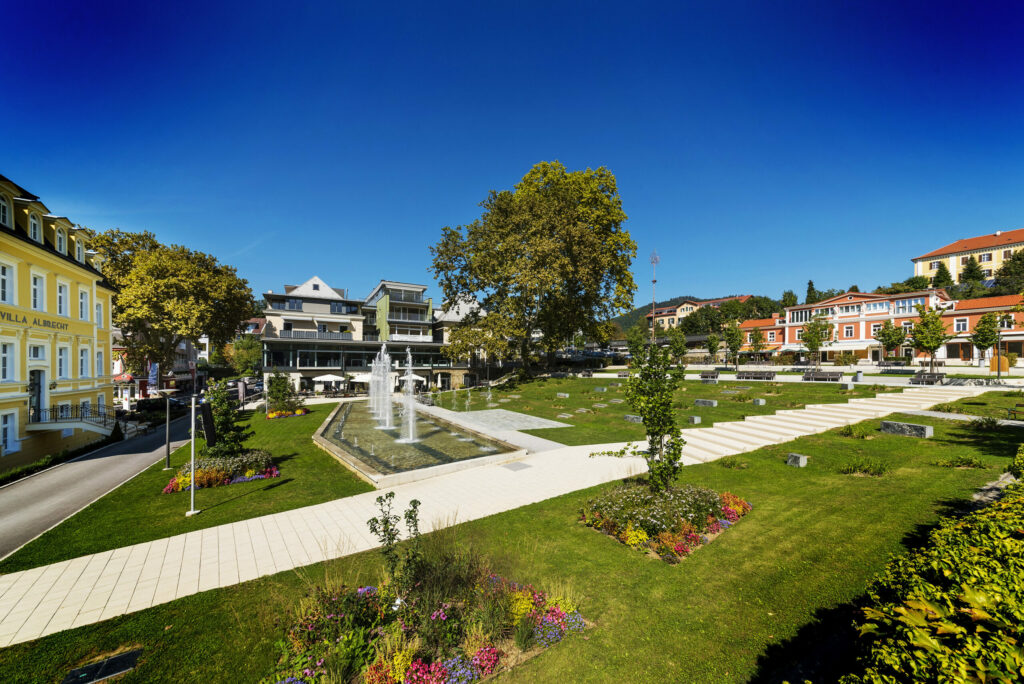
xmin=839 ymin=458 xmax=890 ymax=476
xmin=1006 ymin=351 xmax=1018 ymax=367
xmin=163 ymin=449 xmax=278 ymax=493
xmin=839 ymin=483 xmax=1024 ymax=683
xmin=838 ymin=424 xmax=870 ymax=439
xmin=969 ymin=416 xmax=1000 ymax=431
xmin=930 ymin=401 xmax=965 ymax=414
xmin=934 ymin=454 xmax=985 ymax=469
xmin=1009 ymin=444 xmax=1024 ymax=479
xmin=835 ymin=351 xmax=858 ymax=366
xmin=718 ymin=456 xmax=749 ymax=469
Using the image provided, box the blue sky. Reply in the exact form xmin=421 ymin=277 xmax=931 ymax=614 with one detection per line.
xmin=3 ymin=1 xmax=1023 ymax=307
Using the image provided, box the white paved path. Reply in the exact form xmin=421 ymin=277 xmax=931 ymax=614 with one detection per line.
xmin=0 ymin=386 xmax=987 ymax=647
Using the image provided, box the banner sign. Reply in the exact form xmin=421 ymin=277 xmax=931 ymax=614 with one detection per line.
xmin=200 ymin=403 xmax=217 ymax=446
xmin=147 ymin=362 xmax=159 ymax=388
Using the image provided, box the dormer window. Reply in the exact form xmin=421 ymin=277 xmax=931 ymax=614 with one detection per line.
xmin=0 ymin=195 xmax=9 ymax=227
xmin=312 ymin=284 xmax=320 ymax=291
xmin=29 ymin=215 xmax=41 ymax=242
xmin=56 ymin=228 xmax=66 ymax=253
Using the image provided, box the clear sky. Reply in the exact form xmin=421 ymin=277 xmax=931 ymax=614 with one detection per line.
xmin=3 ymin=1 xmax=1023 ymax=306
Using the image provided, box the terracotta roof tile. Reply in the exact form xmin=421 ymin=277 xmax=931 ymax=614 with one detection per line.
xmin=951 ymin=294 xmax=1024 ymax=311
xmin=916 ymin=228 xmax=1024 ymax=260
xmin=739 ymin=317 xmax=784 ymax=328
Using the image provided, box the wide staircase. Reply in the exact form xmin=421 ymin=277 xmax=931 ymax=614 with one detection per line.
xmin=677 ymin=386 xmax=991 ymax=463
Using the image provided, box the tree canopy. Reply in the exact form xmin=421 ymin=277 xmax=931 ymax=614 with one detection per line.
xmin=430 ymin=161 xmax=636 ymax=368
xmin=781 ymin=290 xmax=798 ymax=308
xmin=969 ymin=312 xmax=1000 ymax=356
xmin=722 ymin=321 xmax=744 ymax=369
xmin=749 ymin=327 xmax=766 ymax=355
xmin=910 ymin=305 xmax=953 ymax=372
xmin=993 ymin=250 xmax=1024 ymax=295
xmin=89 ymin=230 xmax=257 ymax=373
xmin=801 ymin=315 xmax=834 ymax=369
xmin=930 ymin=262 xmax=955 ymax=289
xmin=960 ymin=256 xmax=985 ymax=284
xmin=873 ymin=320 xmax=907 ymax=358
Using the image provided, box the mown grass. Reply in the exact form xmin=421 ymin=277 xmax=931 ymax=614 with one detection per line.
xmin=445 ymin=377 xmax=903 ymax=445
xmin=936 ymin=389 xmax=1024 ymax=420
xmin=0 ymin=404 xmax=371 ymax=573
xmin=0 ymin=412 xmax=1013 ymax=683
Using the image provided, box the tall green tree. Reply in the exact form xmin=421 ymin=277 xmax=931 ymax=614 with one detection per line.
xmin=228 ymin=335 xmax=263 ymax=377
xmin=680 ymin=306 xmax=723 ymax=335
xmin=89 ymin=231 xmax=257 ymax=374
xmin=959 ymin=256 xmax=985 ymax=284
xmin=930 ymin=262 xmax=955 ymax=289
xmin=665 ymin=325 xmax=688 ymax=368
xmin=723 ymin=321 xmax=744 ymax=370
xmin=969 ymin=312 xmax=1000 ymax=363
xmin=781 ymin=290 xmax=798 ymax=308
xmin=749 ymin=327 xmax=766 ymax=356
xmin=993 ymin=250 xmax=1024 ymax=295
xmin=805 ymin=280 xmax=819 ymax=305
xmin=705 ymin=332 xmax=720 ymax=364
xmin=430 ymin=161 xmax=636 ymax=372
xmin=625 ymin=320 xmax=649 ymax=360
xmin=801 ymin=315 xmax=834 ymax=370
xmin=873 ymin=320 xmax=907 ymax=359
xmin=911 ymin=305 xmax=954 ymax=373
xmin=203 ymin=380 xmax=253 ymax=459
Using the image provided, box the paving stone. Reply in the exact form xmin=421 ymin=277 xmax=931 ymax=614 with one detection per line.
xmin=609 ymin=398 xmax=624 ymax=404
xmin=880 ymin=421 xmax=933 ymax=438
xmin=721 ymin=390 xmax=738 ymax=395
xmin=575 ymin=408 xmax=591 ymax=414
xmin=557 ymin=413 xmax=573 ymax=419
xmin=556 ymin=392 xmax=570 ymax=398
xmin=787 ymin=453 xmax=808 ymax=467
xmin=694 ymin=399 xmax=718 ymax=407
xmin=594 ymin=387 xmax=607 ymax=392
xmin=593 ymin=403 xmax=608 ymax=408
xmin=498 ymin=398 xmax=511 ymax=403
xmin=508 ymin=394 xmax=521 ymax=398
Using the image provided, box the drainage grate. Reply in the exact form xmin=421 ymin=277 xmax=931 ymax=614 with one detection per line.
xmin=62 ymin=650 xmax=142 ymax=684
xmin=502 ymin=462 xmax=531 ymax=472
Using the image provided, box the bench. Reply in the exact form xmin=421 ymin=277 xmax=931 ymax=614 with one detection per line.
xmin=910 ymin=372 xmax=945 ymax=385
xmin=580 ymin=370 xmax=593 ymax=378
xmin=699 ymin=370 xmax=719 ymax=385
xmin=616 ymin=371 xmax=629 ymax=378
xmin=918 ymin=360 xmax=946 ymax=367
xmin=1006 ymin=404 xmax=1024 ymax=420
xmin=802 ymin=371 xmax=843 ymax=382
xmin=736 ymin=370 xmax=776 ymax=381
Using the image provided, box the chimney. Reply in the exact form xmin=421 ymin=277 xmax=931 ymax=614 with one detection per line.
xmin=996 ymin=230 xmax=1002 ymax=236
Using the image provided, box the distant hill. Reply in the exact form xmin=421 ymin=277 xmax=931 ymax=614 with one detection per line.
xmin=610 ymin=295 xmax=703 ymax=333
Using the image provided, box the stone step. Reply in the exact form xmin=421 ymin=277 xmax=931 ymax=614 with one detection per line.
xmin=711 ymin=423 xmax=777 ymax=445
xmin=716 ymin=422 xmax=795 ymax=443
xmin=785 ymin=408 xmax=866 ymax=425
xmin=738 ymin=419 xmax=807 ymax=439
xmin=681 ymin=429 xmax=751 ymax=453
xmin=804 ymin=403 xmax=886 ymax=416
xmin=678 ymin=436 xmax=732 ymax=460
xmin=746 ymin=414 xmax=832 ymax=433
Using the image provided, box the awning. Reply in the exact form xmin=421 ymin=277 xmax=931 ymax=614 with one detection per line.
xmin=349 ymin=372 xmax=401 ymax=384
xmin=113 ymin=373 xmax=134 ymax=383
xmin=312 ymin=373 xmax=348 ymax=382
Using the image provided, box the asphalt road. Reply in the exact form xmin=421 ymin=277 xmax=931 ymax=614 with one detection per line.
xmin=0 ymin=418 xmax=191 ymax=561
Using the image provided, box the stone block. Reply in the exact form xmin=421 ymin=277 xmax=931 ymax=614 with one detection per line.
xmin=593 ymin=403 xmax=608 ymax=408
xmin=624 ymin=414 xmax=643 ymax=423
xmin=841 ymin=382 xmax=855 ymax=390
xmin=557 ymin=413 xmax=573 ymax=419
xmin=575 ymin=408 xmax=591 ymax=414
xmin=556 ymin=392 xmax=570 ymax=398
xmin=701 ymin=378 xmax=718 ymax=385
xmin=609 ymin=398 xmax=624 ymax=404
xmin=721 ymin=390 xmax=738 ymax=395
xmin=688 ymin=416 xmax=701 ymax=424
xmin=694 ymin=399 xmax=718 ymax=407
xmin=595 ymin=387 xmax=607 ymax=392
xmin=753 ymin=398 xmax=766 ymax=406
xmin=787 ymin=453 xmax=808 ymax=467
xmin=880 ymin=421 xmax=933 ymax=438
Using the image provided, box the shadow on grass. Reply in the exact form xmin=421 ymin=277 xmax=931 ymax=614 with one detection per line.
xmin=942 ymin=425 xmax=1020 ymax=458
xmin=200 ymin=478 xmax=295 ymax=511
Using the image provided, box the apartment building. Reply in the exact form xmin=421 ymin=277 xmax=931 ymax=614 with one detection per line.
xmin=647 ymin=295 xmax=753 ymax=329
xmin=752 ymin=289 xmax=1024 ymax=364
xmin=913 ymin=228 xmax=1024 ymax=282
xmin=0 ymin=174 xmax=115 ymax=472
xmin=262 ymin=276 xmax=473 ymax=390
xmin=738 ymin=316 xmax=786 ymax=356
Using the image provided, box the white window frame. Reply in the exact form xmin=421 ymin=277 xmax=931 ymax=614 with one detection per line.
xmin=31 ymin=273 xmax=45 ymax=311
xmin=57 ymin=281 xmax=69 ymax=317
xmin=1 ymin=411 xmax=19 ymax=454
xmin=96 ymin=350 xmax=104 ymax=377
xmin=58 ymin=346 xmax=70 ymax=379
xmin=768 ymin=331 xmax=776 ymax=342
xmin=95 ymin=302 xmax=104 ymax=328
xmin=929 ymin=261 xmax=940 ymax=270
xmin=0 ymin=261 xmax=13 ymax=304
xmin=79 ymin=347 xmax=91 ymax=378
xmin=0 ymin=194 xmax=10 ymax=228
xmin=79 ymin=290 xmax=89 ymax=320
xmin=76 ymin=240 xmax=84 ymax=262
xmin=954 ymin=318 xmax=968 ymax=333
xmin=29 ymin=214 xmax=41 ymax=242
xmin=0 ymin=342 xmax=13 ymax=382
xmin=796 ymin=329 xmax=804 ymax=341
xmin=902 ymin=321 xmax=914 ymax=331
xmin=57 ymin=402 xmax=71 ymax=419
xmin=979 ymin=252 xmax=992 ymax=263
xmin=56 ymin=228 xmax=66 ymax=254
xmin=1004 ymin=250 xmax=1013 ymax=260
xmin=982 ymin=269 xmax=993 ymax=278
xmin=1000 ymin=315 xmax=1014 ymax=330
xmin=844 ymin=325 xmax=854 ymax=337
xmin=871 ymin=323 xmax=882 ymax=335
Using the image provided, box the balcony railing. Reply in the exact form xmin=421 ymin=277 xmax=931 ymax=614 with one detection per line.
xmin=364 ymin=334 xmax=380 ymax=341
xmin=390 ymin=333 xmax=433 ymax=342
xmin=278 ymin=330 xmax=353 ymax=340
xmin=389 ymin=291 xmax=425 ymax=304
xmin=387 ymin=313 xmax=428 ymax=322
xmin=30 ymin=405 xmax=117 ymax=429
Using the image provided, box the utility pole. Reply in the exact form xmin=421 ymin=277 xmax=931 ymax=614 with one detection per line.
xmin=650 ymin=251 xmax=659 ymax=343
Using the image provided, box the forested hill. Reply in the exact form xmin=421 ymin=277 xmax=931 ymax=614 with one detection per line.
xmin=609 ymin=295 xmax=704 ymax=332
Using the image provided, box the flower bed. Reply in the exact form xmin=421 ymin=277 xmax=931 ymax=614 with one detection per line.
xmin=580 ymin=481 xmax=752 ymax=563
xmin=267 ymin=408 xmax=309 ymax=420
xmin=161 ymin=449 xmax=279 ymax=493
xmin=262 ymin=573 xmax=585 ymax=684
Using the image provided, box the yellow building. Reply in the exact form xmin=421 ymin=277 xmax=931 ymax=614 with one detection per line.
xmin=913 ymin=228 xmax=1024 ymax=282
xmin=0 ymin=173 xmax=116 ymax=473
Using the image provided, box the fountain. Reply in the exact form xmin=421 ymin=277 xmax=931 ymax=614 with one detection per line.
xmin=371 ymin=344 xmax=394 ymax=430
xmin=396 ymin=347 xmax=419 ymax=443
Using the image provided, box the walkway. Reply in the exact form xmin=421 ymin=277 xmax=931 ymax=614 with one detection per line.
xmin=0 ymin=419 xmax=191 ymax=561
xmin=0 ymin=385 xmax=987 ymax=648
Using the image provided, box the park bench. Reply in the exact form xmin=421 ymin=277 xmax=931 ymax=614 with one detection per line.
xmin=1005 ymin=404 xmax=1024 ymax=420
xmin=580 ymin=370 xmax=593 ymax=378
xmin=736 ymin=370 xmax=775 ymax=381
xmin=700 ymin=370 xmax=720 ymax=384
xmin=909 ymin=372 xmax=945 ymax=385
xmin=802 ymin=371 xmax=843 ymax=382
xmin=617 ymin=371 xmax=630 ymax=378
xmin=918 ymin=360 xmax=946 ymax=367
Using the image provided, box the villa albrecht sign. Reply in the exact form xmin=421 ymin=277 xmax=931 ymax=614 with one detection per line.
xmin=0 ymin=310 xmax=71 ymax=331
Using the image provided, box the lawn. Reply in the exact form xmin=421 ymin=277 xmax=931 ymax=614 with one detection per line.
xmin=0 ymin=404 xmax=372 ymax=574
xmin=0 ymin=412 xmax=1013 ymax=683
xmin=932 ymin=388 xmax=1024 ymax=419
xmin=444 ymin=377 xmax=904 ymax=445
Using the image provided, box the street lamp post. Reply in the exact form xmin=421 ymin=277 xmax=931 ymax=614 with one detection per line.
xmin=650 ymin=251 xmax=659 ymax=343
xmin=186 ymin=393 xmax=200 ymax=517
xmin=150 ymin=387 xmax=179 ymax=470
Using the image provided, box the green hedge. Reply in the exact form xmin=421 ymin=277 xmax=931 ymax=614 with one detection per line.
xmin=840 ymin=483 xmax=1024 ymax=683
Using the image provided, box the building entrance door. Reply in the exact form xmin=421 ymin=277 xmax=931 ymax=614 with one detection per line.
xmin=28 ymin=370 xmax=43 ymax=422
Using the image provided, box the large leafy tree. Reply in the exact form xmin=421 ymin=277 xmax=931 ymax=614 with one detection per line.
xmin=749 ymin=327 xmax=766 ymax=356
xmin=723 ymin=321 xmax=744 ymax=370
xmin=930 ymin=262 xmax=955 ymax=289
xmin=227 ymin=335 xmax=263 ymax=377
xmin=781 ymin=290 xmax=798 ymax=308
xmin=993 ymin=250 xmax=1024 ymax=295
xmin=705 ymin=332 xmax=720 ymax=364
xmin=625 ymin=320 xmax=649 ymax=360
xmin=680 ymin=306 xmax=723 ymax=335
xmin=430 ymin=161 xmax=636 ymax=371
xmin=665 ymin=325 xmax=688 ymax=368
xmin=910 ymin=305 xmax=953 ymax=372
xmin=801 ymin=315 xmax=834 ymax=369
xmin=90 ymin=231 xmax=257 ymax=374
xmin=873 ymin=320 xmax=907 ymax=359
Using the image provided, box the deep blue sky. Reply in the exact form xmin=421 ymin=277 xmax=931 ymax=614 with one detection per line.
xmin=3 ymin=1 xmax=1024 ymax=307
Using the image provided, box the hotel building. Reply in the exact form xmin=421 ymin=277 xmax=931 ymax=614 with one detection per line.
xmin=262 ymin=276 xmax=474 ymax=390
xmin=0 ymin=174 xmax=115 ymax=472
xmin=913 ymin=228 xmax=1024 ymax=282
xmin=647 ymin=295 xmax=752 ymax=329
